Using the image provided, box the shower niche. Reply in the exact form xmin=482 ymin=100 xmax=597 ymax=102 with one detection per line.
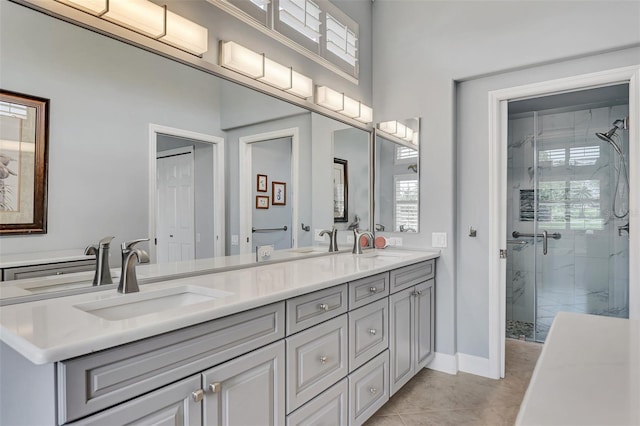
xmin=506 ymin=84 xmax=630 ymax=342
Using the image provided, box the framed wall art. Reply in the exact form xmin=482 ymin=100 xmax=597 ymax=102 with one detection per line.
xmin=257 ymin=174 xmax=267 ymax=192
xmin=256 ymin=195 xmax=269 ymax=209
xmin=333 ymin=158 xmax=348 ymax=222
xmin=0 ymin=90 xmax=49 ymax=235
xmin=271 ymin=181 xmax=286 ymax=206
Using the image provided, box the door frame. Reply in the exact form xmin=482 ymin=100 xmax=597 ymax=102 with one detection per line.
xmin=487 ymin=65 xmax=640 ymax=379
xmin=156 ymin=146 xmax=195 ymax=263
xmin=239 ymin=128 xmax=299 ymax=254
xmin=149 ymin=124 xmax=226 ymax=262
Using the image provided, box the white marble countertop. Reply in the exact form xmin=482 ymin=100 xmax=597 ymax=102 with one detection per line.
xmin=0 ymin=249 xmax=94 ymax=269
xmin=517 ymin=312 xmax=640 ymax=425
xmin=0 ymin=249 xmax=438 ymax=365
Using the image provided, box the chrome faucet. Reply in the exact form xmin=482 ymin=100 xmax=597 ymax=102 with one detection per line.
xmin=118 ymin=248 xmax=149 ymax=294
xmin=352 ymin=229 xmax=374 ymax=255
xmin=319 ymin=227 xmax=339 ymax=252
xmin=84 ymin=236 xmax=114 ymax=286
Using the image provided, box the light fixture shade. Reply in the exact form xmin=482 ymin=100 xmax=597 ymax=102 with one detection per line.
xmin=160 ymin=11 xmax=208 ymax=55
xmin=260 ymin=57 xmax=292 ymax=90
xmin=355 ymin=104 xmax=373 ymax=123
xmin=341 ymin=96 xmax=361 ymax=118
xmin=316 ymin=86 xmax=344 ymax=111
xmin=56 ymin=0 xmax=107 ymax=15
xmin=221 ymin=41 xmax=264 ymax=78
xmin=378 ymin=120 xmax=398 ymax=134
xmin=288 ymin=71 xmax=313 ymax=98
xmin=103 ymin=0 xmax=165 ymax=38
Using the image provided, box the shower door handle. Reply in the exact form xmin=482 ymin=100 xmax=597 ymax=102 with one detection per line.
xmin=542 ymin=230 xmax=548 ymax=255
xmin=512 ymin=230 xmax=561 ymax=255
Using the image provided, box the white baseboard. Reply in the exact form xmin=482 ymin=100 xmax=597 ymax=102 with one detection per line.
xmin=458 ymin=353 xmax=495 ymax=379
xmin=427 ymin=352 xmax=458 ymax=375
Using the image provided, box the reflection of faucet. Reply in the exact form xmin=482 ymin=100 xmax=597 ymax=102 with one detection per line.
xmin=347 ymin=214 xmax=361 ymax=230
xmin=352 ymin=229 xmax=374 ymax=254
xmin=399 ymin=225 xmax=417 ymax=233
xmin=319 ymin=227 xmax=339 ymax=252
xmin=618 ymin=223 xmax=630 ymax=236
xmin=118 ymin=248 xmax=150 ymax=294
xmin=84 ymin=236 xmax=114 ymax=286
xmin=375 ymin=224 xmax=386 ymax=232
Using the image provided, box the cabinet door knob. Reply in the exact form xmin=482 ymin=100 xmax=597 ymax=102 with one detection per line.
xmin=56 ymin=272 xmax=64 ymax=275
xmin=209 ymin=382 xmax=221 ymax=393
xmin=369 ymin=287 xmax=377 ymax=293
xmin=319 ymin=355 xmax=328 ymax=364
xmin=369 ymin=328 xmax=377 ymax=335
xmin=369 ymin=387 xmax=378 ymax=394
xmin=191 ymin=389 xmax=204 ymax=402
xmin=319 ymin=303 xmax=329 ymax=311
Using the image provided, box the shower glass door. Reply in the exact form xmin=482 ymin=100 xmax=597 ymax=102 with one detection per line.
xmin=507 ymin=89 xmax=630 ymax=343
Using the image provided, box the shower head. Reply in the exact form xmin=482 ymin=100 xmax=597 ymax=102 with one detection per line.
xmin=596 ymin=118 xmax=626 ymax=156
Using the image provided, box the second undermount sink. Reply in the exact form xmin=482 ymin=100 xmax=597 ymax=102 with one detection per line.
xmin=74 ymin=285 xmax=233 ymax=321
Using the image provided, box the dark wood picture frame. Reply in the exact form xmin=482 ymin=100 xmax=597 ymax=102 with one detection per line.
xmin=271 ymin=181 xmax=286 ymax=206
xmin=257 ymin=174 xmax=268 ymax=192
xmin=0 ymin=90 xmax=49 ymax=235
xmin=333 ymin=158 xmax=348 ymax=222
xmin=256 ymin=195 xmax=269 ymax=209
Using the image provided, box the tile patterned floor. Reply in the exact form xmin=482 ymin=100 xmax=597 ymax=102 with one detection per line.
xmin=364 ymin=339 xmax=543 ymax=426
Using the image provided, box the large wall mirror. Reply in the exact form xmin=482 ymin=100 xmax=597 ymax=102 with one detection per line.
xmin=0 ymin=1 xmax=372 ymax=303
xmin=374 ymin=118 xmax=420 ymax=234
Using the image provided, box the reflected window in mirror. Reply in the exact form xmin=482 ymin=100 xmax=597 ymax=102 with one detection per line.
xmin=375 ymin=118 xmax=420 ymax=234
xmin=333 ymin=158 xmax=348 ymax=222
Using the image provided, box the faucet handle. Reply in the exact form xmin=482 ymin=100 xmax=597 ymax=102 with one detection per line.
xmin=98 ymin=236 xmax=115 ymax=247
xmin=122 ymin=238 xmax=149 ymax=252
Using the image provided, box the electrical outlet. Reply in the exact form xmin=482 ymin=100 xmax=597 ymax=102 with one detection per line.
xmin=314 ymin=229 xmax=326 ymax=242
xmin=231 ymin=235 xmax=239 ymax=246
xmin=432 ymin=232 xmax=447 ymax=248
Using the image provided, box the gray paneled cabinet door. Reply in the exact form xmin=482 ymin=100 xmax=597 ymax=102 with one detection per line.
xmin=202 ymin=341 xmax=285 ymax=426
xmin=389 ymin=286 xmax=414 ymax=396
xmin=414 ymin=280 xmax=435 ymax=370
xmin=67 ymin=375 xmax=202 ymax=426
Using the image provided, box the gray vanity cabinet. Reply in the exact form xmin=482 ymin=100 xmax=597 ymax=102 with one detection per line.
xmin=1 ymin=259 xmax=96 ymax=281
xmin=389 ymin=278 xmax=435 ymax=396
xmin=203 ymin=341 xmax=285 ymax=425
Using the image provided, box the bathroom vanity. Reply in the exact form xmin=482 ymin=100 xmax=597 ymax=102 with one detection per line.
xmin=0 ymin=249 xmax=438 ymax=425
xmin=0 ymin=249 xmax=95 ymax=281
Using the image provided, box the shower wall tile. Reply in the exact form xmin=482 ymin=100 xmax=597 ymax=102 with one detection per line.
xmin=574 ymin=256 xmax=609 ymax=292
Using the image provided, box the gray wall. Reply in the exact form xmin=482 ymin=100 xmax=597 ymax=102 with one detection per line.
xmin=372 ymin=0 xmax=640 ymax=357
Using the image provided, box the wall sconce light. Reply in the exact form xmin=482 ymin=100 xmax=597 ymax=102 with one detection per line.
xmin=378 ymin=120 xmax=417 ymax=144
xmin=220 ymin=41 xmax=313 ymax=99
xmin=315 ymin=86 xmax=372 ymax=124
xmin=55 ymin=0 xmax=208 ymax=56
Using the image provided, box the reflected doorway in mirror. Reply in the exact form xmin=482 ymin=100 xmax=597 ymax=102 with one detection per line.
xmin=333 ymin=158 xmax=348 ymax=222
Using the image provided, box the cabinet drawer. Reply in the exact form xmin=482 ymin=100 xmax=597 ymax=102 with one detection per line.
xmin=286 ymin=314 xmax=348 ymax=413
xmin=286 ymin=284 xmax=347 ymax=335
xmin=349 ymin=298 xmax=388 ymax=372
xmin=286 ymin=378 xmax=348 ymax=426
xmin=390 ymin=260 xmax=435 ymax=293
xmin=66 ymin=375 xmax=201 ymax=426
xmin=348 ymin=272 xmax=389 ymax=310
xmin=2 ymin=260 xmax=96 ymax=281
xmin=349 ymin=350 xmax=390 ymax=426
xmin=58 ymin=302 xmax=285 ymax=423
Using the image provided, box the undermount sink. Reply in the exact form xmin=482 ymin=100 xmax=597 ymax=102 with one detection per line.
xmin=74 ymin=285 xmax=233 ymax=321
xmin=359 ymin=251 xmax=408 ymax=259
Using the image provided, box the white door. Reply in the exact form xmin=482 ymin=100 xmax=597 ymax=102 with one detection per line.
xmin=157 ymin=147 xmax=195 ymax=263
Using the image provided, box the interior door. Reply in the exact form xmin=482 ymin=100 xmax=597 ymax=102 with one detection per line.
xmin=157 ymin=147 xmax=195 ymax=263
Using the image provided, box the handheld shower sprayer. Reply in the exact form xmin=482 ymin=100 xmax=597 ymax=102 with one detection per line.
xmin=595 ymin=117 xmax=630 ymax=220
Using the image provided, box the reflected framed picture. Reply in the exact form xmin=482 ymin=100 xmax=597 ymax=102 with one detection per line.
xmin=257 ymin=174 xmax=267 ymax=192
xmin=272 ymin=181 xmax=286 ymax=205
xmin=256 ymin=195 xmax=269 ymax=209
xmin=333 ymin=158 xmax=348 ymax=222
xmin=0 ymin=90 xmax=49 ymax=235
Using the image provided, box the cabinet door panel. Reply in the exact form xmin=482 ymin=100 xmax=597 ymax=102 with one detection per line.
xmin=389 ymin=287 xmax=414 ymax=396
xmin=286 ymin=379 xmax=348 ymax=426
xmin=202 ymin=341 xmax=285 ymax=426
xmin=348 ymin=298 xmax=388 ymax=372
xmin=348 ymin=350 xmax=389 ymax=426
xmin=414 ymin=280 xmax=435 ymax=370
xmin=67 ymin=375 xmax=201 ymax=426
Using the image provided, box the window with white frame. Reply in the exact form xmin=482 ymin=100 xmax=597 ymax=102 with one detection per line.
xmin=395 ymin=145 xmax=418 ymax=163
xmin=325 ymin=12 xmax=357 ymax=67
xmin=394 ymin=174 xmax=419 ymax=232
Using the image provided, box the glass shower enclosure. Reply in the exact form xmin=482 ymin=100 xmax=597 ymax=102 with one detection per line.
xmin=506 ymin=85 xmax=630 ymax=342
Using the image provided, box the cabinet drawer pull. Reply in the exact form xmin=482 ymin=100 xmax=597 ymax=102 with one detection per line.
xmin=369 ymin=286 xmax=377 ymax=293
xmin=319 ymin=355 xmax=328 ymax=365
xmin=319 ymin=303 xmax=330 ymax=311
xmin=191 ymin=389 xmax=204 ymax=402
xmin=56 ymin=272 xmax=64 ymax=275
xmin=369 ymin=328 xmax=377 ymax=336
xmin=369 ymin=387 xmax=378 ymax=394
xmin=413 ymin=289 xmax=422 ymax=296
xmin=209 ymin=382 xmax=221 ymax=393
